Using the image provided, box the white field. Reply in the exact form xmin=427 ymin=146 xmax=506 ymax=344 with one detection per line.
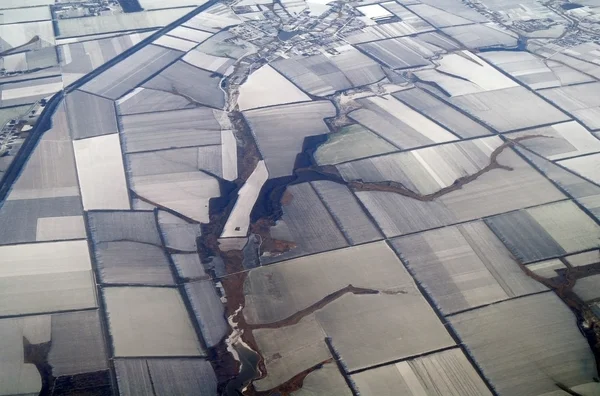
xmin=0 ymin=318 xmax=43 ymax=396
xmin=338 ymin=136 xmax=501 ymax=195
xmin=416 ymin=51 xmax=518 ymax=96
xmin=352 ymin=348 xmax=492 ymax=396
xmin=0 ymin=0 xmax=54 ymax=8
xmin=573 ymin=274 xmax=600 ymax=302
xmin=244 ymin=241 xmax=454 ymax=372
xmin=154 ymin=35 xmax=197 ymax=52
xmin=392 ymin=221 xmax=547 ymax=315
xmin=103 ymin=287 xmax=204 ymax=357
xmin=131 ymin=171 xmax=220 ymax=223
xmin=479 ymin=51 xmax=593 ymax=89
xmin=441 ymin=23 xmax=518 ymax=49
xmin=356 ymin=4 xmax=393 ymax=19
xmin=449 ymin=292 xmax=599 ymax=395
xmin=56 ymin=8 xmax=194 ymax=37
xmin=221 ymin=160 xmax=268 ymax=238
xmin=559 ymin=153 xmax=600 ymax=184
xmin=527 ymin=200 xmax=600 ymax=253
xmin=526 ymin=259 xmax=566 ymax=279
xmin=0 ymin=20 xmax=55 ymax=48
xmin=36 ymin=215 xmax=86 ymax=241
xmin=56 ymin=31 xmax=153 ymax=45
xmin=183 ymin=11 xmax=242 ymax=33
xmin=565 ymin=250 xmax=599 ymax=267
xmin=357 ymin=95 xmax=458 ymax=146
xmin=0 ymin=240 xmax=96 ymax=315
xmin=0 ymin=7 xmax=50 ymax=24
xmin=539 ymin=82 xmax=600 ymax=130
xmin=238 ymin=64 xmax=311 ymax=111
xmin=291 ymin=362 xmax=352 ymax=396
xmin=1 ymin=81 xmax=64 ymax=102
xmin=352 ymin=144 xmax=566 ymax=238
xmin=138 ymin=0 xmax=208 ymax=9
xmin=221 ymin=129 xmax=238 ymax=181
xmin=184 ymin=50 xmax=234 ymax=74
xmin=169 ymin=26 xmax=213 ymax=43
xmin=253 ymin=315 xmax=331 ymax=391
xmin=448 ymin=86 xmax=570 ymax=132
xmin=73 ymin=134 xmax=131 ymax=210
xmin=508 ymin=121 xmax=600 ymax=160
xmin=314 ymin=124 xmax=397 ymax=165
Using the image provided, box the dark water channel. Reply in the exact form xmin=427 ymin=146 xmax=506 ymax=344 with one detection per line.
xmin=224 ymin=343 xmax=261 ymax=395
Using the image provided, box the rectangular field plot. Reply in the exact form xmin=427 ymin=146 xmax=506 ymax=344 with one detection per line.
xmin=184 ymin=280 xmax=228 ymax=348
xmin=80 ymin=44 xmax=182 ymax=100
xmin=126 ymin=146 xmax=222 ymax=223
xmin=48 ymin=310 xmax=109 ymax=377
xmin=441 ymin=86 xmax=570 ymax=132
xmin=311 ymin=180 xmax=382 ymax=245
xmin=73 ymin=134 xmax=130 ymax=210
xmin=56 ymin=7 xmax=193 ymax=38
xmin=479 ymin=51 xmax=594 ymax=89
xmin=154 ymin=35 xmax=198 ymax=52
xmin=441 ymin=23 xmax=518 ymax=50
xmin=559 ymin=153 xmax=600 ymax=184
xmin=348 ymin=137 xmax=565 ymax=237
xmin=244 ymin=241 xmax=455 ymax=380
xmin=349 ymin=95 xmax=458 ymax=149
xmin=573 ymin=274 xmax=600 ymax=302
xmin=540 ymin=82 xmax=600 ymax=130
xmin=414 ymin=51 xmax=518 ymax=97
xmin=314 ymin=124 xmax=398 ymax=165
xmin=183 ymin=49 xmax=235 ymax=75
xmin=392 ymin=88 xmax=492 ymax=138
xmin=143 ymin=60 xmax=225 ymax=109
xmin=486 ymin=200 xmax=600 ymax=263
xmin=103 ymin=287 xmax=204 ymax=357
xmin=173 ymin=253 xmax=207 ymax=280
xmin=115 ymin=358 xmax=217 ymax=396
xmin=565 ymin=250 xmax=599 ymax=267
xmin=526 ymin=259 xmax=566 ymax=279
xmin=157 ymin=210 xmax=202 ymax=252
xmin=341 ymin=11 xmax=434 ymax=44
xmin=515 ymin=146 xmax=600 ymax=221
xmin=262 ymin=182 xmax=348 ymax=264
xmin=0 ymin=6 xmax=51 ymax=24
xmin=88 ymin=210 xmax=174 ymax=285
xmin=352 ymin=348 xmax=492 ymax=396
xmin=116 ymin=87 xmax=197 ymax=115
xmin=0 ymin=76 xmax=62 ymax=107
xmin=183 ymin=11 xmax=242 ymax=33
xmin=0 ymin=20 xmax=55 ymax=49
xmin=271 ymin=46 xmax=385 ymax=97
xmin=244 ymin=100 xmax=336 ymax=178
xmin=0 ymin=240 xmax=96 ymax=315
xmin=391 ymin=221 xmax=546 ymax=315
xmin=120 ymin=107 xmax=223 ymax=153
xmin=0 ymin=47 xmax=59 ymax=81
xmin=356 ymin=37 xmax=434 ymax=70
xmin=293 ymin=362 xmax=353 ymax=395
xmin=169 ymin=26 xmax=213 ymax=43
xmin=237 ymin=64 xmax=311 ymax=110
xmin=506 ymin=121 xmax=600 ymax=160
xmin=59 ymin=32 xmax=150 ymax=85
xmin=65 ymin=90 xmax=118 ymax=139
xmin=449 ymin=292 xmax=600 ymax=396
xmin=406 ymin=2 xmax=486 ymax=27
